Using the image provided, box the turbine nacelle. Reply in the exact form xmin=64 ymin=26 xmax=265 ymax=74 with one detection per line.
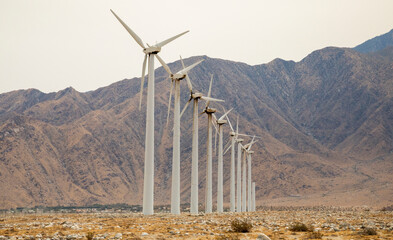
xmin=192 ymin=92 xmax=203 ymax=99
xmin=237 ymin=138 xmax=244 ymax=142
xmin=230 ymin=131 xmax=236 ymax=136
xmin=206 ymin=108 xmax=217 ymax=114
xmin=143 ymin=46 xmax=161 ymax=54
xmin=217 ymin=119 xmax=228 ymax=125
xmin=172 ymin=73 xmax=187 ymax=80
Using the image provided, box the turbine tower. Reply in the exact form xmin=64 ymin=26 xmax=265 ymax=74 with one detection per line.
xmin=179 ymin=70 xmax=223 ymax=215
xmin=224 ymin=114 xmax=236 ymax=212
xmin=213 ymin=109 xmax=232 ymax=213
xmin=236 ymin=118 xmax=244 ymax=212
xmin=241 ymin=145 xmax=247 ymax=212
xmin=246 ymin=138 xmax=257 ymax=212
xmin=252 ymin=182 xmax=256 ymax=211
xmin=110 ymin=9 xmax=188 ymax=215
xmin=201 ymin=75 xmax=220 ymax=213
xmin=160 ymin=57 xmax=203 ymax=214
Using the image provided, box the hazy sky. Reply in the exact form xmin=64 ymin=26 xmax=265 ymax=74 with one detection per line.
xmin=1 ymin=0 xmax=393 ymax=94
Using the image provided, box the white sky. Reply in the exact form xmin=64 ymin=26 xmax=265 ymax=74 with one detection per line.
xmin=1 ymin=0 xmax=393 ymax=94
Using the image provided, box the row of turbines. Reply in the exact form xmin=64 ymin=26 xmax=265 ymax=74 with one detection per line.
xmin=111 ymin=10 xmax=260 ymax=215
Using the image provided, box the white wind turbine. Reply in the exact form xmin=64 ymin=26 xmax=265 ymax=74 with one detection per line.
xmin=213 ymin=109 xmax=233 ymax=213
xmin=223 ymin=119 xmax=260 ymax=212
xmin=240 ymin=137 xmax=257 ymax=212
xmin=110 ymin=9 xmax=189 ymax=215
xmin=241 ymin=144 xmax=247 ymax=212
xmin=223 ymin=114 xmax=236 ymax=212
xmin=159 ymin=57 xmax=204 ymax=215
xmin=179 ymin=69 xmax=224 ymax=215
xmin=200 ymin=74 xmax=221 ymax=213
xmin=235 ymin=118 xmax=244 ymax=212
xmin=244 ymin=137 xmax=257 ymax=211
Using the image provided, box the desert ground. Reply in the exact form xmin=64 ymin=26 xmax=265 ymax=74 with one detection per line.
xmin=0 ymin=207 xmax=392 ymax=240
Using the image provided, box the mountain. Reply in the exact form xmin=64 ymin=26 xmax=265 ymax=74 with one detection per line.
xmin=354 ymin=28 xmax=393 ymax=53
xmin=1 ymin=42 xmax=393 ymax=209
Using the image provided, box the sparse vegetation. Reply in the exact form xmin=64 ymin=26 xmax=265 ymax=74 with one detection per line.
xmin=86 ymin=232 xmax=94 ymax=240
xmin=215 ymin=234 xmax=240 ymax=240
xmin=230 ymin=218 xmax=253 ymax=233
xmin=380 ymin=205 xmax=393 ymax=211
xmin=306 ymin=231 xmax=323 ymax=239
xmin=361 ymin=227 xmax=377 ymax=235
xmin=290 ymin=222 xmax=312 ymax=232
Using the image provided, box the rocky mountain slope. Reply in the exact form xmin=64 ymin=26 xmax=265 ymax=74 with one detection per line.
xmin=1 ymin=33 xmax=393 ymax=209
xmin=354 ymin=28 xmax=393 ymax=53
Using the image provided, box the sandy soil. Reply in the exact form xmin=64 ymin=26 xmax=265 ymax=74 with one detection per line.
xmin=0 ymin=208 xmax=392 ymax=239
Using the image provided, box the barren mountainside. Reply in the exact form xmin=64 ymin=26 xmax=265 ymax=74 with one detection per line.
xmin=1 ymin=32 xmax=393 ymax=209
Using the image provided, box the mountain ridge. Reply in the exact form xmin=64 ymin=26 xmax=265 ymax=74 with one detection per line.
xmin=1 ymin=35 xmax=393 ymax=209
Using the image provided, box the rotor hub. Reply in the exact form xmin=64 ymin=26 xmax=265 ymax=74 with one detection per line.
xmin=143 ymin=46 xmax=161 ymax=54
xmin=206 ymin=108 xmax=216 ymax=113
xmin=192 ymin=92 xmax=203 ymax=99
xmin=217 ymin=119 xmax=227 ymax=125
xmin=172 ymin=73 xmax=186 ymax=80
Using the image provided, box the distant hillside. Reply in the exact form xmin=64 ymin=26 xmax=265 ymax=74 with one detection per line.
xmin=354 ymin=28 xmax=393 ymax=53
xmin=1 ymin=35 xmax=393 ymax=209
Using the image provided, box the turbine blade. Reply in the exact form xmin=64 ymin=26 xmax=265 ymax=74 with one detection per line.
xmin=219 ymin=108 xmax=233 ymax=121
xmin=211 ymin=117 xmax=218 ymax=132
xmin=205 ymin=74 xmax=214 ymax=108
xmin=224 ymin=143 xmax=232 ymax=155
xmin=200 ymin=96 xmax=224 ymax=102
xmin=212 ymin=113 xmax=218 ymax=122
xmin=237 ymin=133 xmax=262 ymax=139
xmin=155 ymin=30 xmax=189 ymax=48
xmin=110 ymin=9 xmax=145 ymax=49
xmin=155 ymin=54 xmax=172 ymax=75
xmin=236 ymin=115 xmax=239 ymax=136
xmin=180 ymin=98 xmax=192 ymax=119
xmin=166 ymin=80 xmax=174 ymax=126
xmin=177 ymin=60 xmax=204 ymax=75
xmin=139 ymin=54 xmax=148 ymax=110
xmin=223 ymin=139 xmax=232 ymax=155
xmin=225 ymin=110 xmax=234 ymax=132
xmin=214 ymin=123 xmax=218 ymax=156
xmin=180 ymin=56 xmax=193 ymax=93
xmin=248 ymin=139 xmax=258 ymax=151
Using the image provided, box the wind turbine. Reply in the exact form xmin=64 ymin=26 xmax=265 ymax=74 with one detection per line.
xmin=223 ymin=119 xmax=260 ymax=212
xmin=222 ymin=112 xmax=236 ymax=212
xmin=241 ymin=144 xmax=247 ymax=212
xmin=110 ymin=9 xmax=188 ymax=215
xmin=213 ymin=109 xmax=232 ymax=213
xmin=179 ymin=69 xmax=224 ymax=215
xmin=246 ymin=137 xmax=257 ymax=212
xmin=200 ymin=74 xmax=221 ymax=213
xmin=240 ymin=138 xmax=257 ymax=212
xmin=236 ymin=118 xmax=244 ymax=212
xmin=159 ymin=57 xmax=204 ymax=215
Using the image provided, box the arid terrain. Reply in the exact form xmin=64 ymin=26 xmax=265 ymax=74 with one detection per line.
xmin=1 ymin=30 xmax=393 ymax=209
xmin=0 ymin=207 xmax=393 ymax=240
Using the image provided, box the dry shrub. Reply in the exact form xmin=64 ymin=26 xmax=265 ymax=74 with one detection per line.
xmin=361 ymin=227 xmax=377 ymax=235
xmin=86 ymin=232 xmax=94 ymax=240
xmin=290 ymin=222 xmax=312 ymax=232
xmin=230 ymin=218 xmax=253 ymax=233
